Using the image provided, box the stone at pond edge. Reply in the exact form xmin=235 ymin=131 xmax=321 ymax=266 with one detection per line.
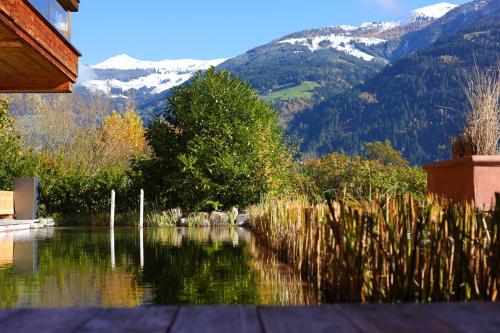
xmin=228 ymin=207 xmax=238 ymax=224
xmin=236 ymin=214 xmax=249 ymax=227
xmin=38 ymin=218 xmax=55 ymax=227
xmin=210 ymin=212 xmax=229 ymax=224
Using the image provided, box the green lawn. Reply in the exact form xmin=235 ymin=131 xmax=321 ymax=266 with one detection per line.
xmin=261 ymin=81 xmax=320 ymax=103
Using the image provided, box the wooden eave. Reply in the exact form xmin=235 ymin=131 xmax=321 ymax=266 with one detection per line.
xmin=58 ymin=0 xmax=80 ymax=12
xmin=0 ymin=0 xmax=81 ymax=93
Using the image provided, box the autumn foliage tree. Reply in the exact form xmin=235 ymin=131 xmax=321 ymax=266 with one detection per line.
xmin=102 ymin=110 xmax=148 ymax=168
xmin=4 ymin=93 xmax=149 ymax=215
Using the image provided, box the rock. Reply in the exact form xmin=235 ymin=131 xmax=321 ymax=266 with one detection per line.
xmin=228 ymin=207 xmax=238 ymax=225
xmin=236 ymin=214 xmax=250 ymax=226
xmin=178 ymin=217 xmax=188 ymax=226
xmin=38 ymin=218 xmax=55 ymax=227
xmin=210 ymin=212 xmax=229 ymax=224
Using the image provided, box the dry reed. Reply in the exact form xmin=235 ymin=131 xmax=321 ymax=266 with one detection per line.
xmin=453 ymin=64 xmax=500 ymax=158
xmin=249 ymin=195 xmax=500 ymax=303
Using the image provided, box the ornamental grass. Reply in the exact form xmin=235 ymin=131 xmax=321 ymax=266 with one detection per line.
xmin=249 ymin=195 xmax=500 ymax=302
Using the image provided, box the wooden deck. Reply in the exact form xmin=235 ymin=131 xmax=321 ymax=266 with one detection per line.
xmin=0 ymin=302 xmax=499 ymax=332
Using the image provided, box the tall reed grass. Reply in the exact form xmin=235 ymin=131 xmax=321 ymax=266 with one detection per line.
xmin=249 ymin=195 xmax=500 ymax=302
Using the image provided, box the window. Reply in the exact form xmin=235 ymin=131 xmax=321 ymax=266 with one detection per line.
xmin=29 ymin=0 xmax=70 ymax=39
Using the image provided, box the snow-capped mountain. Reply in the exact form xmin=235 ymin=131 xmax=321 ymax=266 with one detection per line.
xmin=77 ymin=2 xmax=462 ymax=101
xmin=407 ymin=2 xmax=459 ymax=23
xmin=219 ymin=2 xmax=463 ymax=98
xmin=277 ymin=35 xmax=386 ymax=61
xmin=273 ymin=2 xmax=460 ymax=57
xmin=78 ymin=55 xmax=227 ymax=98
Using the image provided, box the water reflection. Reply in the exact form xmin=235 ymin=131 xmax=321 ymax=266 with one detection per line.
xmin=0 ymin=230 xmax=49 ymax=275
xmin=139 ymin=228 xmax=144 ymax=268
xmin=0 ymin=227 xmax=318 ymax=308
xmin=110 ymin=228 xmax=115 ymax=269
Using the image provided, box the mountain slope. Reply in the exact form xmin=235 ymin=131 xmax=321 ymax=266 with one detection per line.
xmin=391 ymin=0 xmax=498 ymax=59
xmin=289 ymin=2 xmax=500 ymax=164
xmin=217 ymin=3 xmax=460 ymax=123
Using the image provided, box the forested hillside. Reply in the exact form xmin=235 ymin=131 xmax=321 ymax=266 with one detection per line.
xmin=289 ymin=10 xmax=500 ymax=164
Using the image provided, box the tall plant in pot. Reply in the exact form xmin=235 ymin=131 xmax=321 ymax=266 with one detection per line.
xmin=424 ymin=64 xmax=500 ymax=209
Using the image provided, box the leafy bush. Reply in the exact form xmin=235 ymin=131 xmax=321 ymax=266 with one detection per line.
xmin=36 ymin=157 xmax=135 ymax=215
xmin=0 ymin=98 xmax=38 ymax=190
xmin=138 ymin=68 xmax=296 ymax=211
xmin=305 ymin=141 xmax=427 ymax=201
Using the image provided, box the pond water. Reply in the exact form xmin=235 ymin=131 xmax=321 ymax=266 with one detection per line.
xmin=0 ymin=227 xmax=318 ymax=308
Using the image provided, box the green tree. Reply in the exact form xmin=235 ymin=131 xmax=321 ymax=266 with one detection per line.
xmin=139 ymin=68 xmax=294 ymax=211
xmin=363 ymin=140 xmax=408 ymax=167
xmin=0 ymin=98 xmax=27 ymax=190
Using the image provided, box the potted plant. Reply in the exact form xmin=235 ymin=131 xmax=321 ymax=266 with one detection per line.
xmin=423 ymin=64 xmax=500 ymax=210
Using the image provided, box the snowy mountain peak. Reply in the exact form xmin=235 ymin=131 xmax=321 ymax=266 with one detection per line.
xmin=93 ymin=54 xmax=141 ymax=70
xmin=323 ymin=2 xmax=460 ymax=33
xmin=408 ymin=2 xmax=459 ymax=22
xmin=78 ymin=55 xmax=228 ymax=96
xmin=92 ymin=54 xmax=227 ymax=71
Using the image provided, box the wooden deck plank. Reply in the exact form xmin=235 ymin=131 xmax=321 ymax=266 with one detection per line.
xmin=0 ymin=308 xmax=100 ymax=333
xmin=417 ymin=302 xmax=500 ymax=333
xmin=0 ymin=303 xmax=499 ymax=333
xmin=334 ymin=303 xmax=459 ymax=333
xmin=170 ymin=306 xmax=262 ymax=333
xmin=259 ymin=306 xmax=358 ymax=333
xmin=0 ymin=309 xmax=22 ymax=324
xmin=74 ymin=307 xmax=178 ymax=333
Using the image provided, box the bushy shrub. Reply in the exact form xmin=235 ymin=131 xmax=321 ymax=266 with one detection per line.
xmin=138 ymin=68 xmax=296 ymax=211
xmin=305 ymin=142 xmax=427 ymax=201
xmin=36 ymin=156 xmax=135 ymax=215
xmin=0 ymin=98 xmax=38 ymax=190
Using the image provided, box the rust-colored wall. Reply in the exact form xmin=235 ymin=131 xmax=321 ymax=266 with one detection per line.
xmin=424 ymin=157 xmax=475 ymax=204
xmin=424 ymin=156 xmax=500 ymax=210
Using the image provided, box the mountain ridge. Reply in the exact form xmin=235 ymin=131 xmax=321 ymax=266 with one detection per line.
xmin=77 ymin=2 xmax=460 ymax=102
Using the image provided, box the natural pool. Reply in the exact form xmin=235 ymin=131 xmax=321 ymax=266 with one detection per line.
xmin=0 ymin=227 xmax=317 ymax=307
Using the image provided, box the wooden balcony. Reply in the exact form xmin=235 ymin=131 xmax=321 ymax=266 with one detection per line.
xmin=0 ymin=0 xmax=81 ymax=93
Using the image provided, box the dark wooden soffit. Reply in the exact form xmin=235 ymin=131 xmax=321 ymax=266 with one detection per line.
xmin=58 ymin=0 xmax=80 ymax=12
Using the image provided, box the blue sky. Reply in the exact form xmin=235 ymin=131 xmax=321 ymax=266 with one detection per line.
xmin=73 ymin=0 xmax=469 ymax=65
